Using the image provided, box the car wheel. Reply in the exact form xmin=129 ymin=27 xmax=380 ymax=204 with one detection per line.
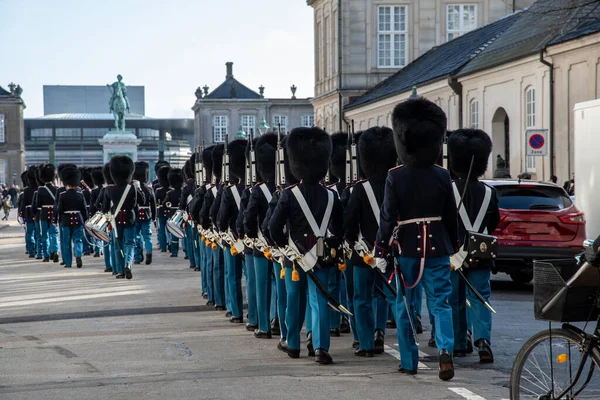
xmin=510 ymin=271 xmax=533 ymax=284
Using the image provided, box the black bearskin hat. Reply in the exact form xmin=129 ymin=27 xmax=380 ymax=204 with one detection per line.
xmin=168 ymin=168 xmax=184 ymax=189
xmin=154 ymin=160 xmax=170 ymax=174
xmin=109 ymin=155 xmax=134 ymax=186
xmin=448 ymin=129 xmax=493 ymax=179
xmin=287 ymin=127 xmax=332 ymax=184
xmin=392 ymin=98 xmax=447 ymax=168
xmin=330 ymin=132 xmax=347 ymax=182
xmin=245 ymin=138 xmax=263 ymax=182
xmin=228 ymin=139 xmax=248 ymax=182
xmin=133 ymin=161 xmax=150 ymax=183
xmin=281 ymin=135 xmax=299 ymax=185
xmin=103 ymin=163 xmax=115 ymax=185
xmin=157 ymin=166 xmax=171 ymax=188
xmin=359 ymin=127 xmax=397 ymax=182
xmin=21 ymin=171 xmax=29 ymax=188
xmin=34 ymin=164 xmax=45 ymax=186
xmin=183 ymin=159 xmax=192 ymax=180
xmin=61 ymin=166 xmax=81 ymax=187
xmin=91 ymin=167 xmax=105 ymax=187
xmin=82 ymin=167 xmax=94 ymax=188
xmin=256 ymin=133 xmax=277 ymax=183
xmin=26 ymin=166 xmax=38 ymax=187
xmin=39 ymin=163 xmax=56 ymax=184
xmin=211 ymin=144 xmax=224 ymax=181
xmin=202 ymin=145 xmax=215 ymax=182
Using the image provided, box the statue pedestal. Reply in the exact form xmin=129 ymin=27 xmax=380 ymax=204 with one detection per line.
xmin=98 ymin=130 xmax=142 ymax=163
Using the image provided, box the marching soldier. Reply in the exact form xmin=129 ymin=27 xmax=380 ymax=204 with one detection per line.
xmin=244 ymin=133 xmax=277 ymax=339
xmin=96 ymin=163 xmax=116 ymax=273
xmin=35 ymin=163 xmax=59 ymax=263
xmin=81 ymin=168 xmax=94 ymax=256
xmin=54 ymin=164 xmax=77 ymax=266
xmin=102 ymin=156 xmax=143 ymax=279
xmin=374 ymin=98 xmax=459 ymax=380
xmin=269 ymin=127 xmax=344 ymax=364
xmin=56 ymin=166 xmax=87 ymax=269
xmin=179 ymin=157 xmax=197 ymax=269
xmin=447 ymin=128 xmax=499 ymax=363
xmin=164 ymin=168 xmax=184 ymax=258
xmin=155 ymin=166 xmax=171 ymax=253
xmin=21 ymin=168 xmax=37 ymax=257
xmin=217 ymin=138 xmax=248 ymax=324
xmin=133 ymin=161 xmax=156 ymax=265
xmin=31 ymin=166 xmax=43 ymax=260
xmin=90 ymin=166 xmax=105 ymax=258
xmin=152 ymin=160 xmax=170 ymax=191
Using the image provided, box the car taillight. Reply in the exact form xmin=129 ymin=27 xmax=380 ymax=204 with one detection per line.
xmin=559 ymin=212 xmax=585 ymax=224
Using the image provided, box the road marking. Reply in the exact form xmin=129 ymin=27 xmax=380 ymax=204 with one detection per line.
xmin=449 ymin=388 xmax=487 ymax=400
xmin=383 ymin=344 xmax=430 ymax=370
xmin=0 ymin=290 xmax=150 ymax=308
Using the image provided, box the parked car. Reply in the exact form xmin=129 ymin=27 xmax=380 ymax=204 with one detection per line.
xmin=482 ymin=180 xmax=586 ymax=283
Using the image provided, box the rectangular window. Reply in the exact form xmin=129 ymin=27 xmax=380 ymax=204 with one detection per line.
xmin=333 ymin=10 xmax=338 ymax=74
xmin=272 ymin=116 xmax=288 ymax=133
xmin=0 ymin=114 xmax=5 ymax=143
xmin=446 ymin=4 xmax=477 ymax=41
xmin=470 ymin=100 xmax=479 ymax=129
xmin=526 ymin=88 xmax=536 ymax=172
xmin=213 ymin=115 xmax=228 ymax=143
xmin=302 ymin=115 xmax=315 ymax=127
xmin=0 ymin=159 xmax=6 ymax=184
xmin=241 ymin=115 xmax=255 ymax=136
xmin=31 ymin=128 xmax=53 ymax=138
xmin=55 ymin=128 xmax=81 ymax=137
xmin=317 ymin=21 xmax=323 ymax=80
xmin=377 ymin=6 xmax=408 ymax=68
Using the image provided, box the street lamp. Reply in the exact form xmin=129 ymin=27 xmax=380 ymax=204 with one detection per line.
xmin=258 ymin=118 xmax=269 ymax=135
xmin=236 ymin=126 xmax=247 ymax=139
xmin=12 ymin=171 xmax=16 ymax=185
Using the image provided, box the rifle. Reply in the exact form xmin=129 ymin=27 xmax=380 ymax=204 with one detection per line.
xmin=275 ymin=123 xmax=285 ymax=190
xmin=223 ymin=135 xmax=230 ymax=184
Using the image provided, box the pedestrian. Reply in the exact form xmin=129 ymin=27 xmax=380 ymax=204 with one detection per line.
xmin=9 ymin=184 xmax=18 ymax=208
xmin=549 ymin=175 xmax=557 ymax=184
xmin=56 ymin=166 xmax=87 ymax=269
xmin=1 ymin=192 xmax=11 ymax=220
xmin=374 ymin=98 xmax=460 ymax=380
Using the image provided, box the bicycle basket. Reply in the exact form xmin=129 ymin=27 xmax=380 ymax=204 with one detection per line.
xmin=533 ymin=259 xmax=600 ymax=322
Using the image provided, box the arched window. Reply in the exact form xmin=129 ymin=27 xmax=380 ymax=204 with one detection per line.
xmin=525 ymin=87 xmax=536 ymax=172
xmin=470 ymin=99 xmax=479 ymax=129
xmin=0 ymin=159 xmax=6 ymax=184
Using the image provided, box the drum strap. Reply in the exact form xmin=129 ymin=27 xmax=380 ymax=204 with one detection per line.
xmin=451 ymin=182 xmax=490 ymax=234
xmin=110 ymin=185 xmax=131 ymax=238
xmin=258 ymin=183 xmax=272 ymax=203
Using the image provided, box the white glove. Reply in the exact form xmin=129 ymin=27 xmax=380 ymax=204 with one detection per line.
xmin=132 ymin=180 xmax=141 ymax=190
xmin=374 ymin=257 xmax=387 ymax=273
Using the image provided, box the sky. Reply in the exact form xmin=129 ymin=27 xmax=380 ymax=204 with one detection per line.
xmin=0 ymin=0 xmax=315 ymax=118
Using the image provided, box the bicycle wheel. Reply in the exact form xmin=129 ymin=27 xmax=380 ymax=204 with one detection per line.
xmin=510 ymin=328 xmax=600 ymax=399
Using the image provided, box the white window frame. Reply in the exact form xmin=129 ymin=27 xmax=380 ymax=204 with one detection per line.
xmin=377 ymin=5 xmax=408 ymax=68
xmin=0 ymin=114 xmax=5 ymax=143
xmin=446 ymin=4 xmax=478 ymax=41
xmin=525 ymin=87 xmax=536 ymax=172
xmin=241 ymin=115 xmax=255 ymax=136
xmin=213 ymin=115 xmax=228 ymax=143
xmin=302 ymin=115 xmax=315 ymax=128
xmin=0 ymin=159 xmax=6 ymax=184
xmin=273 ymin=115 xmax=288 ymax=133
xmin=470 ymin=99 xmax=479 ymax=129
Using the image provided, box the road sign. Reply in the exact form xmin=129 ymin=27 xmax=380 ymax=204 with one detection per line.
xmin=526 ymin=129 xmax=548 ymax=156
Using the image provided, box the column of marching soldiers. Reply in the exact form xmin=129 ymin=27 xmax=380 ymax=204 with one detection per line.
xmin=16 ymin=98 xmax=501 ymax=381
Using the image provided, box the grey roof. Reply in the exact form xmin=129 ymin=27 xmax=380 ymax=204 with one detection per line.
xmin=345 ymin=12 xmax=522 ymax=111
xmin=457 ymin=0 xmax=600 ymax=77
xmin=205 ymin=77 xmax=262 ymax=100
xmin=33 ymin=113 xmax=150 ymax=120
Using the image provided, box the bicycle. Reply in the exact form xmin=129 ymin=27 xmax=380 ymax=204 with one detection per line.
xmin=510 ymin=238 xmax=600 ymax=399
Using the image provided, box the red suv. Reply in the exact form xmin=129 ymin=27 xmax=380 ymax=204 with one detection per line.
xmin=482 ymin=180 xmax=586 ymax=283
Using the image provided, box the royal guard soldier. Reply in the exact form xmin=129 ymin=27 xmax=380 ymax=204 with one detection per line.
xmin=81 ymin=167 xmax=94 ymax=256
xmin=269 ymin=127 xmax=344 ymax=364
xmin=179 ymin=157 xmax=198 ymax=269
xmin=164 ymin=168 xmax=184 ymax=258
xmin=244 ymin=133 xmax=278 ymax=339
xmin=344 ymin=126 xmax=397 ymax=357
xmin=133 ymin=161 xmax=156 ymax=265
xmin=200 ymin=144 xmax=227 ymax=312
xmin=447 ymin=129 xmax=499 ymax=363
xmin=154 ymin=166 xmax=171 ymax=253
xmin=90 ymin=166 xmax=106 ymax=258
xmin=21 ymin=168 xmax=38 ymax=258
xmin=31 ymin=166 xmax=44 ymax=260
xmin=95 ymin=163 xmax=116 ymax=273
xmin=102 ymin=156 xmax=144 ymax=279
xmin=152 ymin=160 xmax=170 ymax=191
xmin=374 ymin=98 xmax=459 ymax=380
xmin=217 ymin=138 xmax=248 ymax=324
xmin=56 ymin=166 xmax=87 ymax=269
xmin=192 ymin=146 xmax=215 ymax=304
xmin=36 ymin=163 xmax=59 ymax=263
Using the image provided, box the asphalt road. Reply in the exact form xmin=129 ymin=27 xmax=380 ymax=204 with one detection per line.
xmin=0 ymin=214 xmax=579 ymax=400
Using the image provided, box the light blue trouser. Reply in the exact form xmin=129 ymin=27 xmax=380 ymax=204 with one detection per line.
xmin=284 ymin=265 xmax=307 ymax=350
xmin=61 ymin=225 xmax=83 ymax=267
xmin=273 ymin=262 xmax=288 ymax=339
xmin=185 ymin=225 xmax=197 ymax=267
xmin=224 ymin=248 xmax=232 ymax=313
xmin=35 ymin=221 xmax=41 ymax=257
xmin=375 ymin=269 xmax=397 ymax=333
xmin=26 ymin=221 xmax=37 ymax=255
xmin=157 ymin=216 xmax=168 ymax=251
xmin=113 ymin=226 xmax=135 ymax=274
xmin=204 ymin=244 xmax=215 ymax=302
xmin=343 ymin=261 xmax=359 ymax=341
xmin=82 ymin=229 xmax=91 ymax=254
xmin=308 ymin=266 xmax=334 ymax=352
xmin=224 ymin=247 xmax=244 ymax=318
xmin=396 ymin=256 xmax=454 ymax=371
xmin=213 ymin=247 xmax=225 ymax=307
xmin=450 ymin=268 xmax=492 ymax=350
xmin=135 ymin=220 xmax=153 ymax=262
xmin=328 ymin=268 xmax=341 ymax=330
xmin=254 ymin=255 xmax=273 ymax=332
xmin=245 ymin=253 xmax=258 ymax=326
xmin=103 ymin=238 xmax=113 ymax=271
xmin=270 ymin=270 xmax=278 ymax=322
xmin=39 ymin=220 xmax=58 ymax=258
xmin=354 ymin=266 xmax=376 ymax=350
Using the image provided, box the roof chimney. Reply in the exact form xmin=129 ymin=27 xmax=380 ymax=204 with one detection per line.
xmin=226 ymin=62 xmax=233 ymax=79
